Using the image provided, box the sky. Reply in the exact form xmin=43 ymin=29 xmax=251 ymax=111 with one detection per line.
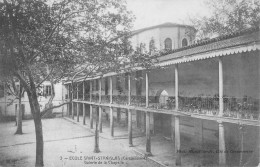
xmin=125 ymin=0 xmax=210 ymax=30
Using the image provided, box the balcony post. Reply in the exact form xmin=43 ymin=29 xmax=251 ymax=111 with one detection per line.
xmin=98 ymin=78 xmax=102 ymax=133
xmin=110 ymin=76 xmax=113 ymax=104
xmin=175 ymin=64 xmax=179 ymax=110
xmin=90 ymin=104 xmax=93 ymax=129
xmin=109 ymin=76 xmax=114 ymax=137
xmin=77 ymin=83 xmax=79 ymax=122
xmin=128 ymin=109 xmax=133 ymax=147
xmin=83 ymin=104 xmax=86 ymax=125
xmin=72 ymin=102 xmax=74 ymax=119
xmin=68 ymin=84 xmax=70 ymax=116
xmin=175 ymin=116 xmax=181 ymax=165
xmin=110 ymin=107 xmax=114 ymax=137
xmin=83 ymin=81 xmax=85 ymax=125
xmin=77 ymin=82 xmax=79 ymax=100
xmin=145 ymin=111 xmax=151 ymax=156
xmin=128 ymin=73 xmax=131 ymax=105
xmin=219 ymin=58 xmax=224 ymax=116
xmin=175 ymin=64 xmax=181 ymax=165
xmin=82 ymin=81 xmax=85 ymax=100
xmin=72 ymin=83 xmax=74 ymax=119
xmin=90 ymin=81 xmax=92 ymax=102
xmin=150 ymin=113 xmax=154 ymax=134
xmin=99 ymin=78 xmax=102 ymax=103
xmin=77 ymin=102 xmax=79 ymax=122
xmin=94 ymin=106 xmax=100 ymax=153
xmin=218 ymin=121 xmax=226 ymax=165
xmin=145 ymin=72 xmax=149 ymax=108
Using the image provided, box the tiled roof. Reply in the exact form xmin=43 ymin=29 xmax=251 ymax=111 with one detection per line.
xmin=159 ymin=27 xmax=260 ymax=62
xmin=130 ymin=22 xmax=196 ymax=36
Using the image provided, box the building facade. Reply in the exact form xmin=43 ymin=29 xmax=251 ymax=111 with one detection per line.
xmin=0 ymin=81 xmax=65 ymax=119
xmin=63 ymin=24 xmax=260 ymax=166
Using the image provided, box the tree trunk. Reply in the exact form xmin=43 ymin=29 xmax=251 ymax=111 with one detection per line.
xmin=34 ymin=112 xmax=44 ymax=167
xmin=15 ymin=97 xmax=23 ymax=134
xmin=28 ymin=89 xmax=44 ymax=167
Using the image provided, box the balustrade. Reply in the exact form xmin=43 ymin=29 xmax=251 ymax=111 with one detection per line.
xmin=223 ymin=97 xmax=259 ymax=120
xmin=130 ymin=95 xmax=146 ymax=107
xmin=112 ymin=95 xmax=128 ymax=105
xmin=92 ymin=94 xmax=99 ymax=103
xmin=84 ymin=94 xmax=90 ymax=101
xmin=178 ymin=96 xmax=219 ymax=115
xmin=148 ymin=96 xmax=175 ymax=110
xmin=101 ymin=95 xmax=110 ymax=103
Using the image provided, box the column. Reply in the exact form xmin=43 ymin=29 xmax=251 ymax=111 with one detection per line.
xmin=150 ymin=113 xmax=154 ymax=134
xmin=175 ymin=64 xmax=179 ymax=110
xmin=83 ymin=81 xmax=86 ymax=125
xmin=110 ymin=76 xmax=113 ymax=104
xmin=218 ymin=121 xmax=226 ymax=165
xmin=145 ymin=72 xmax=149 ymax=108
xmin=90 ymin=104 xmax=93 ymax=129
xmin=128 ymin=73 xmax=131 ymax=105
xmin=128 ymin=109 xmax=133 ymax=147
xmin=83 ymin=104 xmax=86 ymax=125
xmin=98 ymin=78 xmax=102 ymax=132
xmin=83 ymin=81 xmax=85 ymax=100
xmin=77 ymin=102 xmax=79 ymax=122
xmin=94 ymin=106 xmax=100 ymax=153
xmin=175 ymin=64 xmax=181 ymax=165
xmin=72 ymin=83 xmax=74 ymax=119
xmin=72 ymin=102 xmax=74 ymax=119
xmin=175 ymin=116 xmax=181 ymax=165
xmin=109 ymin=76 xmax=114 ymax=136
xmin=90 ymin=81 xmax=92 ymax=102
xmin=171 ymin=115 xmax=175 ymax=141
xmin=99 ymin=106 xmax=102 ymax=133
xmin=110 ymin=107 xmax=114 ymax=137
xmin=90 ymin=81 xmax=93 ymax=128
xmin=145 ymin=112 xmax=151 ymax=155
xmin=77 ymin=82 xmax=79 ymax=100
xmin=219 ymin=58 xmax=224 ymax=116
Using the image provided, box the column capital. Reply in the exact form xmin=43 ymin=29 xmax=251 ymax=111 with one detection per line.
xmin=217 ymin=120 xmax=224 ymax=125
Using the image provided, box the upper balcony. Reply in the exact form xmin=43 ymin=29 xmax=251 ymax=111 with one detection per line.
xmin=73 ymin=94 xmax=259 ymax=121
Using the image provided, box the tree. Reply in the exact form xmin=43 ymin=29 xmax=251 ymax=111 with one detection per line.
xmin=0 ymin=0 xmax=155 ymax=166
xmin=189 ymin=0 xmax=260 ymax=39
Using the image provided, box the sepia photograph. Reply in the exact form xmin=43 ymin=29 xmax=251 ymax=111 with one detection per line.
xmin=0 ymin=0 xmax=259 ymax=166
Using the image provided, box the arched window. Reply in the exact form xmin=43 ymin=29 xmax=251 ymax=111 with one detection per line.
xmin=149 ymin=39 xmax=155 ymax=54
xmin=164 ymin=38 xmax=172 ymax=50
xmin=159 ymin=90 xmax=169 ymax=105
xmin=182 ymin=38 xmax=188 ymax=47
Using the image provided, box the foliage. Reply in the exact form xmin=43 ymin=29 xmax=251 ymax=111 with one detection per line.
xmin=0 ymin=0 xmax=155 ymax=166
xmin=189 ymin=0 xmax=260 ymax=39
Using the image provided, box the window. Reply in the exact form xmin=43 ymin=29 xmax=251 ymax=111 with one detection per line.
xmin=182 ymin=38 xmax=188 ymax=47
xmin=164 ymin=38 xmax=172 ymax=50
xmin=44 ymin=85 xmax=52 ymax=96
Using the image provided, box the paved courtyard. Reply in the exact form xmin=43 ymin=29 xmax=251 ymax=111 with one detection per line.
xmin=0 ymin=118 xmax=159 ymax=167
